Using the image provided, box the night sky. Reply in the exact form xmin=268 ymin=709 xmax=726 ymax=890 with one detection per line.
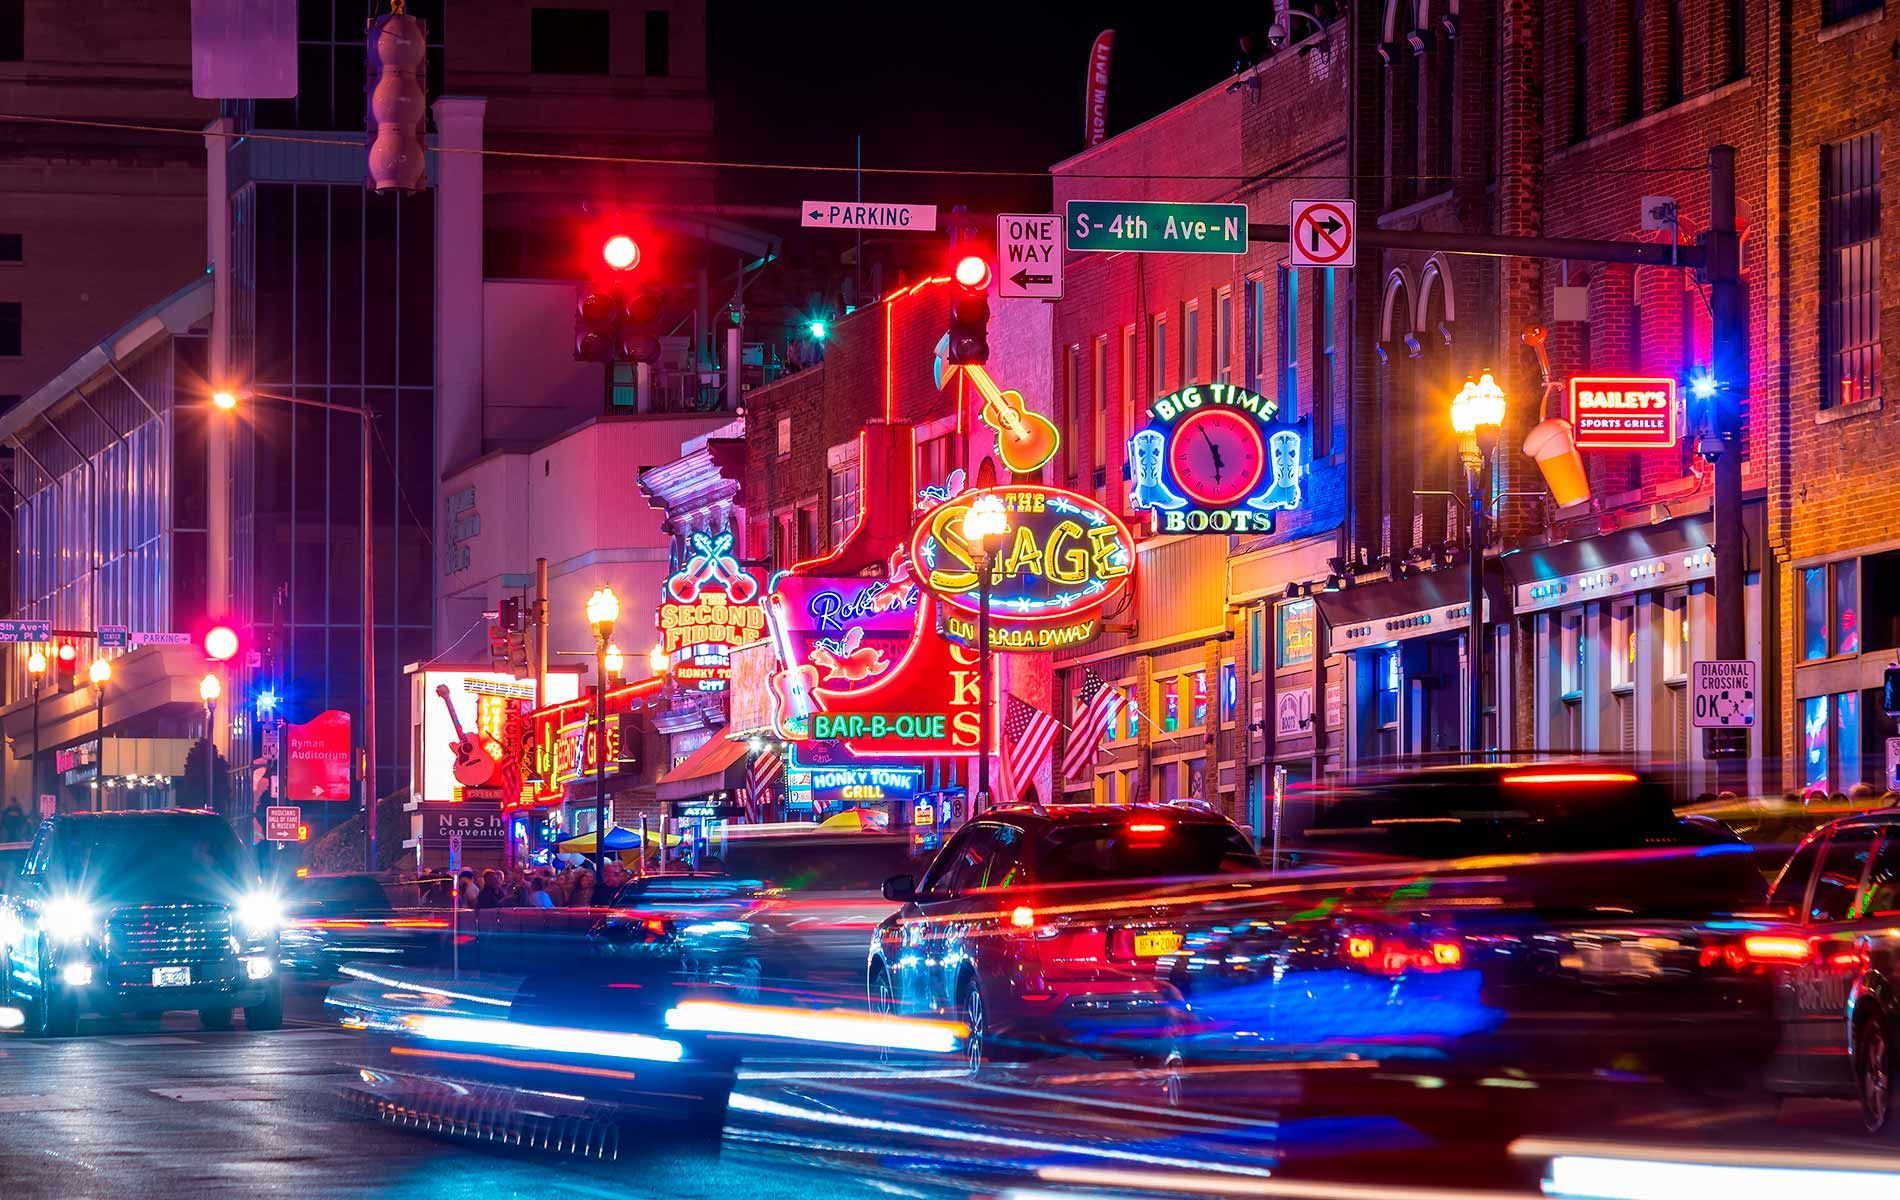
xmin=708 ymin=3 xmax=1269 ymax=215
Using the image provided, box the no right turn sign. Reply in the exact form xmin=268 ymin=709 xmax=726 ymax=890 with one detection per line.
xmin=1289 ymin=199 xmax=1356 ymax=268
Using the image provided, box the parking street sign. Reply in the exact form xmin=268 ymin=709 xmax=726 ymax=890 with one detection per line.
xmin=1066 ymin=200 xmax=1247 ymax=255
xmin=0 ymin=620 xmax=53 ymax=643
xmin=131 ymin=631 xmax=194 ymax=646
xmin=1690 ymin=659 xmax=1756 ymax=729
xmin=800 ymin=201 xmax=937 ymax=231
xmin=997 ymin=213 xmax=1063 ymax=299
xmin=264 ymin=805 xmax=301 ymax=842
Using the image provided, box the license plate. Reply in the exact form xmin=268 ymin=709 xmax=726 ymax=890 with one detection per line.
xmin=151 ymin=966 xmax=191 ymax=987
xmin=1565 ymin=945 xmax=1659 ymax=977
xmin=1132 ymin=931 xmax=1183 ymax=957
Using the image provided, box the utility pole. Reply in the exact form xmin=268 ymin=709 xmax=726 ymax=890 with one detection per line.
xmin=1706 ymin=145 xmax=1750 ymax=782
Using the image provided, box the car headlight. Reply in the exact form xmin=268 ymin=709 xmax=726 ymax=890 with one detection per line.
xmin=235 ymin=891 xmax=285 ymax=936
xmin=42 ymin=896 xmax=96 ymax=943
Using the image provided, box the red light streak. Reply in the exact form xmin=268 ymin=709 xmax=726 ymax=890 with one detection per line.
xmin=1500 ymin=771 xmax=1640 ymax=785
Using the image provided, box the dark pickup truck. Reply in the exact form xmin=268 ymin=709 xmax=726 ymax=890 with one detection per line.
xmin=0 ymin=810 xmax=284 ymax=1036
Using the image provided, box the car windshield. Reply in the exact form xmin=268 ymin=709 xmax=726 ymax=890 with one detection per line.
xmin=716 ymin=835 xmax=921 ymax=892
xmin=49 ymin=816 xmax=252 ymax=903
xmin=1034 ymin=821 xmax=1260 ymax=883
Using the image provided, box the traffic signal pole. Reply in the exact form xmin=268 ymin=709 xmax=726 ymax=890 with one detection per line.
xmin=1246 ymin=145 xmax=1748 ymax=771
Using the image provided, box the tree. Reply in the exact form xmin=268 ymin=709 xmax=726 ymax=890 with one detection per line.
xmin=177 ymin=738 xmax=234 ymax=814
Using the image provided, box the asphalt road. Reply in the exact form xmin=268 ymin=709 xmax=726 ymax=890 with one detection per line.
xmin=0 ymin=981 xmax=1891 ymax=1198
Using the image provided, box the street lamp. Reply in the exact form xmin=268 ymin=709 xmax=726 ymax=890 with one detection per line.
xmin=604 ymin=642 xmax=624 ymax=684
xmin=586 ymin=586 xmax=619 ymax=873
xmin=1450 ymin=371 xmax=1507 ymax=760
xmin=215 ymin=385 xmax=379 ymax=868
xmin=961 ymin=493 xmax=1009 ymax=811
xmin=87 ymin=657 xmax=111 ymax=812
xmin=27 ymin=649 xmax=45 ymax=812
xmin=648 ymin=643 xmax=668 ymax=676
xmin=199 ymin=673 xmax=222 ymax=817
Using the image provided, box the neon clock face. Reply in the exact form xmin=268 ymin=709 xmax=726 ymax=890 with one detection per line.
xmin=1167 ymin=407 xmax=1264 ymax=506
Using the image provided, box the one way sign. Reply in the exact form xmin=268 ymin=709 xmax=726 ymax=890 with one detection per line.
xmin=997 ymin=213 xmax=1064 ymax=300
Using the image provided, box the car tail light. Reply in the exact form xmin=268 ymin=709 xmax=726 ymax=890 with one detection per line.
xmin=1009 ymin=906 xmax=1036 ymax=930
xmin=1429 ymin=940 xmax=1463 ymax=968
xmin=1340 ymin=932 xmax=1465 ymax=976
xmin=1741 ymin=934 xmax=1812 ymax=963
xmin=1127 ymin=822 xmax=1169 ymax=834
xmin=1345 ymin=935 xmax=1376 ymax=961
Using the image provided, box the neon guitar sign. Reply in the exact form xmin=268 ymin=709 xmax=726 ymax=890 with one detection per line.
xmin=946 ymin=362 xmax=1060 ymax=476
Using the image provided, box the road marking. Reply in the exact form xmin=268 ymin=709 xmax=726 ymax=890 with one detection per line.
xmin=0 ymin=1094 xmax=80 ymax=1114
xmin=104 ymin=1035 xmax=201 ymax=1046
xmin=150 ymin=1086 xmax=281 ymax=1102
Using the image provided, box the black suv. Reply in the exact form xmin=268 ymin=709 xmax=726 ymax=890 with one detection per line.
xmin=0 ymin=810 xmax=284 ymax=1036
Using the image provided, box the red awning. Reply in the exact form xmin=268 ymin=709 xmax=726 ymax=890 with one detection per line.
xmin=656 ymin=735 xmax=750 ymax=801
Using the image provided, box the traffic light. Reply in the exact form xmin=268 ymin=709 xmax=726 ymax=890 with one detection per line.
xmin=575 ymin=234 xmax=662 ymax=365
xmin=498 ymin=596 xmax=522 ymax=633
xmin=203 ymin=624 xmax=240 ymax=663
xmin=947 ymin=252 xmax=992 ymax=366
xmin=56 ymin=641 xmax=77 ymax=688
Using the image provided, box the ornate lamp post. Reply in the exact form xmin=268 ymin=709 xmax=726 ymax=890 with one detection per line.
xmin=1449 ymin=371 xmax=1507 ymax=759
xmin=960 ymin=493 xmax=1009 ymax=810
xmin=586 ymin=586 xmax=620 ymax=872
xmin=199 ymin=673 xmax=222 ymax=818
xmin=87 ymin=657 xmax=111 ymax=811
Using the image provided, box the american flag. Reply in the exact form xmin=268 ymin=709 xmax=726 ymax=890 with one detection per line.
xmin=1061 ymin=668 xmax=1125 ymax=782
xmin=744 ymin=746 xmax=783 ymax=819
xmin=999 ymin=693 xmax=1061 ymax=807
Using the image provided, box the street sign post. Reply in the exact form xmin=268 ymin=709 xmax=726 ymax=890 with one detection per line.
xmin=800 ymin=201 xmax=937 ymax=231
xmin=997 ymin=213 xmax=1063 ymax=299
xmin=264 ymin=805 xmax=301 ymax=842
xmin=1288 ymin=199 xmax=1357 ymax=268
xmin=1690 ymin=659 xmax=1756 ymax=729
xmin=1066 ymin=200 xmax=1247 ymax=255
xmin=0 ymin=620 xmax=53 ymax=643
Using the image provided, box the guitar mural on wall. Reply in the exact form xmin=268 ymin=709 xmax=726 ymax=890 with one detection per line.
xmin=436 ymin=683 xmax=499 ymax=788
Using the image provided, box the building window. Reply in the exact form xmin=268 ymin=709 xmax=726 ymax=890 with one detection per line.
xmin=1662 ymin=589 xmax=1689 ymax=678
xmin=532 ymin=8 xmax=611 ymax=75
xmin=1189 ymin=670 xmax=1209 ymax=729
xmin=1063 ymin=343 xmax=1080 ymax=480
xmin=0 ymin=233 xmax=20 ymax=263
xmin=1244 ymin=276 xmax=1266 ymax=391
xmin=1215 ymin=287 xmax=1233 ymax=383
xmin=1558 ymin=609 xmax=1585 ymax=697
xmin=917 ymin=432 xmax=952 ymax=491
xmin=1091 ymin=335 xmax=1108 ymax=479
xmin=1822 ymin=132 xmax=1882 ymax=410
xmin=1221 ymin=662 xmax=1237 ymax=722
xmin=1569 ymin=0 xmax=1590 ymax=143
xmin=1725 ymin=0 xmax=1747 ymax=80
xmin=1182 ymin=300 xmax=1199 ymax=383
xmin=1159 ymin=676 xmax=1180 ymax=732
xmin=1150 ymin=313 xmax=1168 ymax=397
xmin=1610 ymin=601 xmax=1635 ymax=687
xmin=1626 ymin=0 xmax=1646 ymax=123
xmin=0 ymin=2 xmax=20 ymax=61
xmin=1313 ymin=269 xmax=1335 ymax=454
xmin=0 ymin=301 xmax=19 ymax=357
xmin=1802 ymin=559 xmax=1862 ymax=661
xmin=1249 ymin=608 xmax=1264 ymax=674
xmin=1277 ymin=265 xmax=1299 ymax=415
xmin=644 ymin=9 xmax=670 ymax=76
xmin=774 ymin=512 xmax=794 ymax=570
xmin=1120 ymin=325 xmax=1137 ymax=463
xmin=827 ymin=461 xmax=860 ymax=547
xmin=776 ymin=416 xmax=792 ymax=457
xmin=1662 ymin=0 xmax=1684 ymax=106
xmin=1824 ymin=0 xmax=1883 ymax=25
xmin=1125 ymin=685 xmax=1141 ymax=740
xmin=1801 ymin=690 xmax=1870 ymax=795
xmin=795 ymin=505 xmax=818 ymax=559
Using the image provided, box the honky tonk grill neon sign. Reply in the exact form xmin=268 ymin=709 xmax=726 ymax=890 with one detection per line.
xmin=910 ymin=484 xmax=1134 ymax=650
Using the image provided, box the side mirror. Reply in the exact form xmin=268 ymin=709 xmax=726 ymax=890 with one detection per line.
xmin=882 ymin=874 xmax=917 ymax=903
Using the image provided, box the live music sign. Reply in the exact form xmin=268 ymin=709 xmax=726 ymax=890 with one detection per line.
xmin=1569 ymin=375 xmax=1680 ymax=450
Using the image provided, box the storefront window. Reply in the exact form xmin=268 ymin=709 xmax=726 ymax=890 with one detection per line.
xmin=1804 ymin=695 xmax=1830 ymax=793
xmin=1559 ymin=609 xmax=1584 ymax=696
xmin=1221 ymin=663 xmax=1237 ymax=722
xmin=1802 ymin=567 xmax=1829 ymax=661
xmin=1277 ymin=598 xmax=1316 ymax=668
xmin=1250 ymin=609 xmax=1265 ymax=674
xmin=1611 ymin=601 xmax=1634 ymax=687
xmin=1378 ymin=649 xmax=1400 ymax=753
xmin=1839 ymin=690 xmax=1862 ymax=788
xmin=1126 ymin=687 xmax=1141 ymax=738
xmin=1160 ymin=677 xmax=1180 ymax=732
xmin=1836 ymin=559 xmax=1861 ymax=655
xmin=1190 ymin=671 xmax=1209 ymax=728
xmin=1663 ymin=590 xmax=1689 ymax=677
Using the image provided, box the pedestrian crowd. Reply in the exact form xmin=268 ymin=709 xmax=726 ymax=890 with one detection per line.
xmin=437 ymin=861 xmax=634 ymax=910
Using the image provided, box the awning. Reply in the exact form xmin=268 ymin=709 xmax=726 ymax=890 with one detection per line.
xmin=656 ymin=736 xmax=749 ymax=802
xmin=1316 ymin=564 xmax=1514 ymax=654
xmin=1498 ymin=504 xmax=1763 ymax=586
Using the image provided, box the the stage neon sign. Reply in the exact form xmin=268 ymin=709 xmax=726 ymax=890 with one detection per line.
xmin=910 ymin=484 xmax=1134 ymax=651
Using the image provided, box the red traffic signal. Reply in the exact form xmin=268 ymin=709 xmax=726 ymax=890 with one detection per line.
xmin=947 ymin=252 xmax=992 ymax=367
xmin=953 ymin=254 xmax=992 ymax=290
xmin=602 ymin=234 xmax=641 ymax=272
xmin=56 ymin=642 xmax=77 ymax=680
xmin=204 ymin=625 xmax=240 ymax=663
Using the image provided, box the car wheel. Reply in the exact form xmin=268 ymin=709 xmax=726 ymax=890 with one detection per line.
xmin=28 ymin=949 xmax=77 ymax=1039
xmin=244 ymin=981 xmax=285 ymax=1031
xmin=957 ymin=974 xmax=987 ymax=1075
xmin=199 ymin=1006 xmax=236 ymax=1032
xmin=1857 ymin=1011 xmax=1895 ymax=1136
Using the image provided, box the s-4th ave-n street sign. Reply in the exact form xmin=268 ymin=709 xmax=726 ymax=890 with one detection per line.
xmin=1066 ymin=200 xmax=1248 ymax=255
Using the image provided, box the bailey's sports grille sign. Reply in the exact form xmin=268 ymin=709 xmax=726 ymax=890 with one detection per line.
xmin=1569 ymin=376 xmax=1679 ymax=450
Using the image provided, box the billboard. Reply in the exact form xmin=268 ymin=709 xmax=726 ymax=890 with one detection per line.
xmin=284 ymin=710 xmax=351 ymax=802
xmin=411 ymin=668 xmax=580 ymax=805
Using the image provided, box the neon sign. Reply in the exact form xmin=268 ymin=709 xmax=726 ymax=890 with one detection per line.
xmin=910 ymin=484 xmax=1134 ymax=650
xmin=1127 ymin=382 xmax=1304 ymax=534
xmin=808 ymin=765 xmax=923 ymax=806
xmin=1568 ymin=376 xmax=1679 ymax=450
xmin=657 ymin=529 xmax=764 ymax=691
